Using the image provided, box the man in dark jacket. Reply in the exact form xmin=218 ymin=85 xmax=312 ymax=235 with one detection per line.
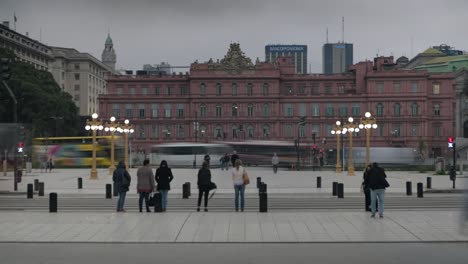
xmin=369 ymin=162 xmax=389 ymax=218
xmin=112 ymin=160 xmax=131 ymax=212
xmin=155 ymin=160 xmax=174 ymax=212
xmin=230 ymin=151 xmax=239 ymax=167
xmin=197 ymin=161 xmax=212 ymax=212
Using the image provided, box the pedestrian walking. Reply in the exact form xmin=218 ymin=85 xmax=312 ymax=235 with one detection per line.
xmin=197 ymin=161 xmax=212 ymax=212
xmin=47 ymin=156 xmax=54 ymax=172
xmin=112 ymin=160 xmax=131 ymax=212
xmin=155 ymin=160 xmax=174 ymax=212
xmin=136 ymin=159 xmax=155 ymax=213
xmin=204 ymin=153 xmax=211 ymax=166
xmin=272 ymin=153 xmax=279 ymax=174
xmin=362 ymin=164 xmax=372 ymax=212
xmin=369 ymin=162 xmax=390 ymax=218
xmin=230 ymin=150 xmax=239 ymax=167
xmin=232 ymin=159 xmax=248 ymax=212
xmin=220 ymin=153 xmax=230 ymax=171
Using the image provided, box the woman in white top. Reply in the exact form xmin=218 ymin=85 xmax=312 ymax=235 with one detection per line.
xmin=232 ymin=159 xmax=246 ymax=212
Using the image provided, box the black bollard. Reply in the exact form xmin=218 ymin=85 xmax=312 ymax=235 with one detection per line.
xmin=182 ymin=183 xmax=189 ymax=199
xmin=106 ymin=184 xmax=112 ymax=199
xmin=426 ymin=177 xmax=432 ymax=189
xmin=27 ymin=184 xmax=33 ymax=199
xmin=259 ymin=192 xmax=268 ymax=212
xmin=34 ymin=179 xmax=39 ymax=191
xmin=186 ymin=182 xmax=191 ymax=197
xmin=332 ymin=182 xmax=338 ymax=196
xmin=337 ymin=183 xmax=344 ymax=198
xmin=406 ymin=181 xmax=412 ymax=196
xmin=78 ymin=177 xmax=83 ymax=189
xmin=417 ymin=182 xmax=423 ymax=198
xmin=317 ymin=176 xmax=322 ymax=188
xmin=256 ymin=177 xmax=261 ymax=189
xmin=38 ymin=182 xmax=44 ymax=197
xmin=49 ymin=193 xmax=57 ymax=213
xmin=259 ymin=182 xmax=267 ymax=193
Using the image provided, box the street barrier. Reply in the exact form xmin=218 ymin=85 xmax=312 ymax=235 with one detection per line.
xmin=106 ymin=184 xmax=112 ymax=199
xmin=182 ymin=183 xmax=190 ymax=199
xmin=332 ymin=182 xmax=338 ymax=196
xmin=259 ymin=192 xmax=268 ymax=212
xmin=38 ymin=182 xmax=44 ymax=197
xmin=406 ymin=181 xmax=412 ymax=196
xmin=27 ymin=183 xmax=33 ymax=199
xmin=49 ymin=193 xmax=57 ymax=213
xmin=317 ymin=176 xmax=321 ymax=188
xmin=34 ymin=179 xmax=39 ymax=191
xmin=256 ymin=177 xmax=261 ymax=189
xmin=417 ymin=182 xmax=423 ymax=198
xmin=78 ymin=177 xmax=83 ymax=189
xmin=426 ymin=177 xmax=432 ymax=189
xmin=337 ymin=183 xmax=344 ymax=198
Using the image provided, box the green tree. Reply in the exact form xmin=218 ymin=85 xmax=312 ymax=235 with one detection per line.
xmin=418 ymin=137 xmax=426 ymax=161
xmin=0 ymin=48 xmax=80 ymax=137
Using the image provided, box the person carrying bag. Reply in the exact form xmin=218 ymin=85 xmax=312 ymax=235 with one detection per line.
xmin=232 ymin=159 xmax=247 ymax=212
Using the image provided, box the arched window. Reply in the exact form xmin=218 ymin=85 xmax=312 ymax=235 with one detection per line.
xmin=232 ymin=125 xmax=238 ymax=138
xmin=247 ymin=103 xmax=254 ymax=117
xmin=376 ymin=103 xmax=384 ymax=117
xmin=285 ymin=124 xmax=293 ymax=138
xmin=200 ymin=103 xmax=206 ymax=117
xmin=216 ymin=83 xmax=222 ymax=95
xmin=262 ymin=125 xmax=270 ymax=138
xmin=411 ymin=102 xmax=419 ymax=116
xmin=200 ymin=83 xmax=206 ymax=95
xmin=215 ymin=125 xmax=223 ymax=139
xmin=299 ymin=124 xmax=306 ymax=138
xmin=263 ymin=83 xmax=269 ymax=96
xmin=247 ymin=125 xmax=254 ymax=139
xmin=434 ymin=104 xmax=440 ymax=116
xmin=216 ymin=104 xmax=222 ymax=117
xmin=232 ymin=103 xmax=238 ymax=117
xmin=247 ymin=83 xmax=253 ymax=96
xmin=263 ymin=103 xmax=270 ymax=117
xmin=394 ymin=103 xmax=401 ymax=116
xmin=232 ymin=83 xmax=237 ymax=96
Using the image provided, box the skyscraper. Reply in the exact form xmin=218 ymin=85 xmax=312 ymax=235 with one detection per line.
xmin=322 ymin=43 xmax=353 ymax=74
xmin=265 ymin=45 xmax=307 ymax=74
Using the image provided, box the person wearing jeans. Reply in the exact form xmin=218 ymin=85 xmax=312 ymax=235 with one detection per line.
xmin=197 ymin=161 xmax=212 ymax=212
xmin=112 ymin=160 xmax=131 ymax=212
xmin=155 ymin=160 xmax=174 ymax=212
xmin=368 ymin=162 xmax=389 ymax=218
xmin=232 ymin=159 xmax=247 ymax=212
xmin=370 ymin=189 xmax=385 ymax=217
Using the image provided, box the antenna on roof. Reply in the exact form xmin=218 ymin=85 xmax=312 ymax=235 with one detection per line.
xmin=326 ymin=27 xmax=329 ymax=43
xmin=342 ymin=16 xmax=345 ymax=43
xmin=410 ymin=36 xmax=414 ymax=58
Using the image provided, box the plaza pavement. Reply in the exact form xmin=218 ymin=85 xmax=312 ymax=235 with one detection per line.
xmin=0 ymin=167 xmax=467 ymax=243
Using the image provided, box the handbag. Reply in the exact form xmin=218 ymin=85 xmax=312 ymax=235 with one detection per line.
xmin=208 ymin=181 xmax=217 ymax=190
xmin=383 ymin=178 xmax=390 ymax=188
xmin=148 ymin=193 xmax=155 ymax=206
xmin=242 ymin=169 xmax=250 ymax=185
xmin=121 ymin=172 xmax=130 ymax=187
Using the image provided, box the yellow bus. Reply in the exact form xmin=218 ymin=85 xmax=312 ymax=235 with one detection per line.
xmin=32 ymin=136 xmax=124 ymax=168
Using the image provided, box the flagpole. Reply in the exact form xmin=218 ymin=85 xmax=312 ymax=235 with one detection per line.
xmin=14 ymin=12 xmax=16 ymax=31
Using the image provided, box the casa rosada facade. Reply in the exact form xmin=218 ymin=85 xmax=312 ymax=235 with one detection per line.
xmin=99 ymin=44 xmax=457 ymax=158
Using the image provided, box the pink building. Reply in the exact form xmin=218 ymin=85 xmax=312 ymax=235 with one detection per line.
xmin=99 ymin=44 xmax=457 ymax=159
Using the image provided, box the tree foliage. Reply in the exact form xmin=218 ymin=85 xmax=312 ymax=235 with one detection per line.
xmin=0 ymin=48 xmax=81 ymax=137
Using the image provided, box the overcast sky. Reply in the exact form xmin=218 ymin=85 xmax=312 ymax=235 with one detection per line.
xmin=1 ymin=0 xmax=467 ymax=73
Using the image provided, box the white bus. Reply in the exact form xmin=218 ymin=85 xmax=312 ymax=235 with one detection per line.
xmin=150 ymin=143 xmax=233 ymax=168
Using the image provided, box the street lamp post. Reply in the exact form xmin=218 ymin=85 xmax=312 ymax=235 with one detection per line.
xmin=104 ymin=116 xmax=120 ymax=175
xmin=359 ymin=112 xmax=378 ymax=166
xmin=342 ymin=117 xmax=360 ymax=176
xmin=330 ymin=121 xmax=343 ymax=173
xmin=118 ymin=119 xmax=134 ymax=171
xmin=84 ymin=113 xmax=103 ymax=180
xmin=193 ymin=111 xmax=199 ymax=168
xmin=296 ymin=117 xmax=306 ymax=171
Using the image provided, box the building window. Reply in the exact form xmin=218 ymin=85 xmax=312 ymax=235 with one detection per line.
xmin=351 ymin=103 xmax=360 ymax=116
xmin=411 ymin=125 xmax=418 ymax=136
xmin=284 ymin=103 xmax=293 ymax=117
xmin=338 ymin=84 xmax=345 ymax=94
xmin=164 ymin=103 xmax=171 ymax=118
xmin=177 ymin=104 xmax=184 ymax=117
xmin=311 ymin=83 xmax=319 ymax=95
xmin=74 ymin=63 xmax=80 ymax=70
xmin=339 ymin=104 xmax=347 ymax=117
xmin=125 ymin=104 xmax=133 ymax=118
xmin=393 ymin=82 xmax=401 ymax=93
xmin=232 ymin=83 xmax=237 ymax=96
xmin=434 ymin=104 xmax=440 ymax=116
xmin=433 ymin=83 xmax=440 ymax=94
xmin=74 ymin=84 xmax=80 ymax=91
xmin=142 ymin=86 xmax=148 ymax=95
xmin=247 ymin=83 xmax=253 ymax=96
xmin=263 ymin=125 xmax=270 ymax=138
xmin=166 ymin=86 xmax=172 ymax=96
xmin=247 ymin=103 xmax=254 ymax=117
xmin=411 ymin=82 xmax=418 ymax=93
xmin=247 ymin=125 xmax=254 ymax=139
xmin=139 ymin=104 xmax=145 ymax=118
xmin=376 ymin=82 xmax=383 ymax=93
xmin=285 ymin=124 xmax=293 ymax=138
xmin=215 ymin=125 xmax=222 ymax=139
xmin=154 ymin=86 xmax=160 ymax=95
xmin=263 ymin=83 xmax=269 ymax=96
xmin=200 ymin=83 xmax=206 ymax=95
xmin=232 ymin=125 xmax=238 ymax=138
xmin=376 ymin=103 xmax=384 ymax=117
xmin=180 ymin=85 xmax=188 ymax=96
xmin=163 ymin=125 xmax=171 ymax=138
xmin=177 ymin=124 xmax=185 ymax=138
xmin=216 ymin=83 xmax=222 ymax=96
xmin=129 ymin=87 xmax=135 ymax=96
xmin=311 ymin=124 xmax=319 ymax=138
xmin=299 ymin=103 xmax=306 ymax=117
xmin=325 ymin=104 xmax=334 ymax=117
xmin=138 ymin=125 xmax=145 ymax=139
xmin=200 ymin=104 xmax=207 ymax=118
xmin=232 ymin=104 xmax=238 ymax=117
xmin=299 ymin=124 xmax=306 ymax=138
xmin=311 ymin=104 xmax=319 ymax=117
xmin=393 ymin=103 xmax=401 ymax=116
xmin=411 ymin=102 xmax=419 ymax=116
xmin=324 ymin=83 xmax=332 ymax=94
xmin=151 ymin=103 xmax=158 ymax=118
xmin=263 ymin=103 xmax=270 ymax=117
xmin=434 ymin=124 xmax=441 ymax=136
xmin=377 ymin=124 xmax=383 ymax=137
xmin=216 ymin=104 xmax=222 ymax=117
xmin=74 ymin=73 xmax=80 ymax=80
xmin=112 ymin=104 xmax=120 ymax=118
xmin=298 ymin=84 xmax=306 ymax=94
xmin=151 ymin=125 xmax=158 ymax=138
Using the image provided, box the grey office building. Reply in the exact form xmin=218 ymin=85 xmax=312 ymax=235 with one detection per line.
xmin=265 ymin=45 xmax=307 ymax=74
xmin=322 ymin=43 xmax=353 ymax=74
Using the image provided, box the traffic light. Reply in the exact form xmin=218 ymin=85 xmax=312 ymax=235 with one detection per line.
xmin=19 ymin=125 xmax=26 ymax=141
xmin=448 ymin=137 xmax=454 ymax=148
xmin=312 ymin=145 xmax=317 ymax=155
xmin=18 ymin=142 xmax=24 ymax=153
xmin=1 ymin=58 xmax=11 ymax=81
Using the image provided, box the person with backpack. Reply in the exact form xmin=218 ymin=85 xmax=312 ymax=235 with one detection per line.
xmin=369 ymin=162 xmax=390 ymax=218
xmin=112 ymin=160 xmax=131 ymax=212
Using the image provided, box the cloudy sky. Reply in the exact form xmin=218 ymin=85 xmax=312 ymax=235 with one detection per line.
xmin=1 ymin=0 xmax=466 ymax=73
